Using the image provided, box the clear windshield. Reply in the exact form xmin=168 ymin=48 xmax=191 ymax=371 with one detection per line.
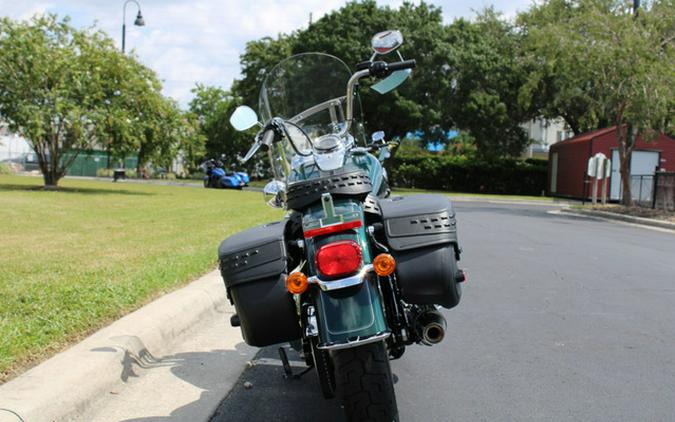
xmin=259 ymin=53 xmax=351 ymax=126
xmin=258 ymin=53 xmax=367 ymax=184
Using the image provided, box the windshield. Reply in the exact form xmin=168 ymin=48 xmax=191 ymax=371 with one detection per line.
xmin=258 ymin=53 xmax=367 ymax=183
xmin=259 ymin=53 xmax=353 ymax=145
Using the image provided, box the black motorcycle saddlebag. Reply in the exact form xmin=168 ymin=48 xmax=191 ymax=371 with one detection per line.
xmin=379 ymin=194 xmax=462 ymax=309
xmin=218 ymin=220 xmax=301 ymax=347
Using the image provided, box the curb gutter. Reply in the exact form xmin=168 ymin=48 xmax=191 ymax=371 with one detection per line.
xmin=0 ymin=270 xmax=231 ymax=422
xmin=561 ymin=208 xmax=675 ymax=231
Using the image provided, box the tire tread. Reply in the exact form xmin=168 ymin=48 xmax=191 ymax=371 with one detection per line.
xmin=333 ymin=341 xmax=398 ymax=422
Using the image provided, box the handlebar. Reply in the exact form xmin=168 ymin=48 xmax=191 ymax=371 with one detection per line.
xmin=240 ymin=123 xmax=280 ymax=163
xmin=342 ymin=58 xmax=417 ymax=137
xmin=387 ymin=59 xmax=416 ymax=72
xmin=262 ymin=129 xmax=275 ymax=146
xmin=368 ymin=59 xmax=416 ymax=78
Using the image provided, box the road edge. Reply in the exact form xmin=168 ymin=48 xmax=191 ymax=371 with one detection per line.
xmin=0 ymin=270 xmax=233 ymax=422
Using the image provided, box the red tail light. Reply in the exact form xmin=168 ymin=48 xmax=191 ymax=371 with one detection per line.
xmin=315 ymin=240 xmax=363 ymax=278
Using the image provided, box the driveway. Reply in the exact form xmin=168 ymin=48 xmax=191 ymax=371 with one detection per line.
xmin=212 ymin=201 xmax=675 ymax=422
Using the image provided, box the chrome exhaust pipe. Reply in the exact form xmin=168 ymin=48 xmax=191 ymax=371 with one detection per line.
xmin=417 ymin=310 xmax=447 ymax=345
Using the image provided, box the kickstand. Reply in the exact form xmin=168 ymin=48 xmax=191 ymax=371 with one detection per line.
xmin=278 ymin=347 xmax=313 ymax=380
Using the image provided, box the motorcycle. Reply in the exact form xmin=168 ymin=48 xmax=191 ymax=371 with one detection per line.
xmin=201 ymin=158 xmax=248 ymax=189
xmin=219 ymin=30 xmax=465 ymax=421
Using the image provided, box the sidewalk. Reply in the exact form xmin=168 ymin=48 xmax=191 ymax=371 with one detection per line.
xmin=0 ymin=271 xmax=255 ymax=422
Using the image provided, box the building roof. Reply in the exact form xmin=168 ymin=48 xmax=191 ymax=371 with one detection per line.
xmin=553 ymin=126 xmax=616 ymax=146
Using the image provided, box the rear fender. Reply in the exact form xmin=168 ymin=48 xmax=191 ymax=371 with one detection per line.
xmin=302 ymin=198 xmax=388 ymax=349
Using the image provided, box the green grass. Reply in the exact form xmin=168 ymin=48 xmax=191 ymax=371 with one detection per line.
xmin=392 ymin=187 xmax=556 ymax=202
xmin=247 ymin=179 xmax=269 ymax=188
xmin=0 ymin=175 xmax=283 ymax=382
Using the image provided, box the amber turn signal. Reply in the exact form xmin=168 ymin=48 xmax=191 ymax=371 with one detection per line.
xmin=286 ymin=271 xmax=309 ymax=294
xmin=373 ymin=253 xmax=396 ymax=276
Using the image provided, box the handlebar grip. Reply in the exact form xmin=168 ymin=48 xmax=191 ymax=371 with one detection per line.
xmin=262 ymin=129 xmax=275 ymax=146
xmin=387 ymin=59 xmax=416 ymax=72
xmin=355 ymin=60 xmax=371 ymax=71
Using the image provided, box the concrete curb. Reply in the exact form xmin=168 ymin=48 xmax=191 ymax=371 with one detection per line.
xmin=560 ymin=208 xmax=675 ymax=231
xmin=448 ymin=196 xmax=571 ymax=207
xmin=0 ymin=270 xmax=230 ymax=422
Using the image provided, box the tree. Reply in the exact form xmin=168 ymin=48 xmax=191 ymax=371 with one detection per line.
xmin=137 ymin=96 xmax=205 ymax=175
xmin=232 ymin=35 xmax=295 ymax=108
xmin=95 ymin=51 xmax=164 ymax=169
xmin=521 ymin=0 xmax=674 ymax=204
xmin=290 ymin=1 xmax=439 ymax=140
xmin=230 ymin=1 xmax=539 ymax=158
xmin=440 ymin=9 xmax=541 ymax=159
xmin=518 ymin=0 xmax=612 ymax=134
xmin=0 ymin=15 xmax=160 ymax=188
xmin=189 ymin=84 xmax=250 ymax=169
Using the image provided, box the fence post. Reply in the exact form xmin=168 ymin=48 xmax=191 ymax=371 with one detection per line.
xmin=652 ymin=166 xmax=659 ymax=209
xmin=582 ymin=174 xmax=587 ymax=205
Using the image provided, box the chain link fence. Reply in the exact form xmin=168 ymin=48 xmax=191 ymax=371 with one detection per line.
xmin=653 ymin=172 xmax=675 ymax=211
xmin=630 ymin=175 xmax=655 ymax=207
xmin=629 ymin=172 xmax=675 ymax=211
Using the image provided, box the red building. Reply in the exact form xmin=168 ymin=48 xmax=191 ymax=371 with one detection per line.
xmin=548 ymin=127 xmax=675 ymax=200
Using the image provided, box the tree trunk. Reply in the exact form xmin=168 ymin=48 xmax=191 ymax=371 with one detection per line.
xmin=616 ymin=124 xmax=636 ymax=206
xmin=34 ymin=138 xmax=61 ymax=189
xmin=106 ymin=142 xmax=111 ymax=169
xmin=42 ymin=169 xmax=60 ymax=190
xmin=137 ymin=138 xmax=151 ymax=178
xmin=561 ymin=113 xmax=581 ymax=136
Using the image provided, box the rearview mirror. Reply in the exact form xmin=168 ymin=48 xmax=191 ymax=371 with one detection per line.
xmin=371 ymin=131 xmax=385 ymax=144
xmin=263 ymin=180 xmax=286 ymax=209
xmin=230 ymin=106 xmax=259 ymax=131
xmin=371 ymin=30 xmax=403 ymax=55
xmin=371 ymin=69 xmax=412 ymax=94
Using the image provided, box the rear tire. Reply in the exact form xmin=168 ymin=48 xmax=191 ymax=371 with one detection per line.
xmin=311 ymin=338 xmax=336 ymax=399
xmin=332 ymin=341 xmax=398 ymax=422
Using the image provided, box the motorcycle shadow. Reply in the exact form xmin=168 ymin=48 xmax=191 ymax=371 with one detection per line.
xmin=106 ymin=343 xmax=254 ymax=422
xmin=210 ymin=346 xmax=345 ymax=422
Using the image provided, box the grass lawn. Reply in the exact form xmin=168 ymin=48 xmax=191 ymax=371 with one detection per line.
xmin=0 ymin=175 xmax=283 ymax=382
xmin=392 ymin=187 xmax=557 ymax=202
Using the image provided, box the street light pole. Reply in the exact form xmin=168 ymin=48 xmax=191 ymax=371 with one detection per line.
xmin=122 ymin=0 xmax=145 ymax=53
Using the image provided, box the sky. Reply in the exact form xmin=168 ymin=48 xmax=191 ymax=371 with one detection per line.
xmin=0 ymin=0 xmax=532 ymax=107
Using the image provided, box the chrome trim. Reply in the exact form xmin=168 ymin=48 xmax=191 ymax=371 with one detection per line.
xmin=341 ymin=69 xmax=370 ymax=136
xmin=305 ymin=305 xmax=319 ymax=337
xmin=308 ymin=264 xmax=373 ymax=291
xmin=317 ymin=331 xmax=391 ymax=350
xmin=289 ymin=96 xmax=347 ymax=124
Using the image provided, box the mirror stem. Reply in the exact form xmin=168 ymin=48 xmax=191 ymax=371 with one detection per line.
xmin=340 ymin=69 xmax=370 ymax=137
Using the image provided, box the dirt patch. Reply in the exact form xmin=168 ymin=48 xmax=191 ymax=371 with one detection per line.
xmin=589 ymin=205 xmax=675 ymax=223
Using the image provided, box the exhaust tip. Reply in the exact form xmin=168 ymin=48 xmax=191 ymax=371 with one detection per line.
xmin=417 ymin=310 xmax=447 ymax=345
xmin=422 ymin=323 xmax=445 ymax=344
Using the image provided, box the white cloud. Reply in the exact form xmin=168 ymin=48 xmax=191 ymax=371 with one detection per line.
xmin=1 ymin=0 xmax=531 ymax=106
xmin=0 ymin=1 xmax=54 ymax=19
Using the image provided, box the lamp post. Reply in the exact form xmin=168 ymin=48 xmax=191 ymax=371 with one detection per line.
xmin=122 ymin=0 xmax=145 ymax=53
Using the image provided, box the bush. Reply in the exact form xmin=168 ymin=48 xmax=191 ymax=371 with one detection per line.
xmin=0 ymin=162 xmax=15 ymax=174
xmin=387 ymin=154 xmax=548 ymax=196
xmin=96 ymin=168 xmax=113 ymax=178
xmin=184 ymin=171 xmax=205 ymax=181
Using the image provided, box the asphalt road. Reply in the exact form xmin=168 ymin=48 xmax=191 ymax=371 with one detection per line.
xmin=211 ymin=201 xmax=675 ymax=422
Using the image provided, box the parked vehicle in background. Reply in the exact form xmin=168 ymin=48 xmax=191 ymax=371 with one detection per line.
xmin=201 ymin=158 xmax=249 ymax=189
